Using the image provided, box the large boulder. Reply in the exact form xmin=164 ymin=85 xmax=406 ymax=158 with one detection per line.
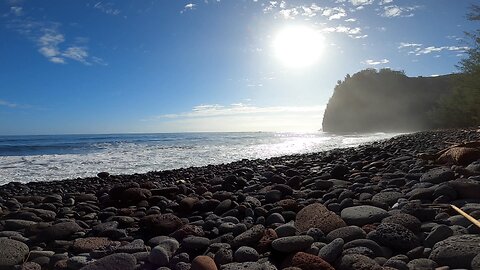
xmin=429 ymin=234 xmax=480 ymax=268
xmin=0 ymin=238 xmax=29 ymax=269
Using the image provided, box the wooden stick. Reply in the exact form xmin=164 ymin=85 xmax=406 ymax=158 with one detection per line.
xmin=451 ymin=204 xmax=480 ymax=229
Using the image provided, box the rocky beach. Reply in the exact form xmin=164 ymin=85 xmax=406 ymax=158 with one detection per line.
xmin=1 ymin=129 xmax=480 ymax=270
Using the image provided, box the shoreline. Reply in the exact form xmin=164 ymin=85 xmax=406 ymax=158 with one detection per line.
xmin=1 ymin=128 xmax=480 ymax=269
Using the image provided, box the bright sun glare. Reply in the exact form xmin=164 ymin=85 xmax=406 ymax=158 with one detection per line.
xmin=273 ymin=25 xmax=324 ymax=68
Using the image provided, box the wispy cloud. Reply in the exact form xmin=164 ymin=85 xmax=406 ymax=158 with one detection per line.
xmin=398 ymin=42 xmax=469 ymax=56
xmin=381 ymin=5 xmax=419 ymax=18
xmin=181 ymin=3 xmax=196 ymax=14
xmin=10 ymin=6 xmax=23 ymax=16
xmin=0 ymin=99 xmax=18 ymax=108
xmin=378 ymin=0 xmax=394 ymax=5
xmin=322 ymin=25 xmax=367 ymax=39
xmin=350 ymin=0 xmax=374 ymax=6
xmin=6 ymin=16 xmax=105 ymax=65
xmin=363 ymin=58 xmax=389 ymax=65
xmin=93 ymin=1 xmax=120 ymax=15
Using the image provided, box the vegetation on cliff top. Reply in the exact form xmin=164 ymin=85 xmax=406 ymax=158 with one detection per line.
xmin=322 ymin=5 xmax=480 ymax=133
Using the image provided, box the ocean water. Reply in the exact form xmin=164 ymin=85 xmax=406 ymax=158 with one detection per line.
xmin=0 ymin=132 xmax=398 ymax=184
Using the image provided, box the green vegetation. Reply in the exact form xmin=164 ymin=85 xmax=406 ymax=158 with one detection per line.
xmin=323 ymin=5 xmax=480 ymax=132
xmin=431 ymin=5 xmax=480 ymax=128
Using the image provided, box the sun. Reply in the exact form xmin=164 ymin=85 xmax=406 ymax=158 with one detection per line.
xmin=273 ymin=25 xmax=324 ymax=68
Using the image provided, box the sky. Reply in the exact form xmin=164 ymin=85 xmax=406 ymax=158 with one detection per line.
xmin=0 ymin=0 xmax=478 ymax=135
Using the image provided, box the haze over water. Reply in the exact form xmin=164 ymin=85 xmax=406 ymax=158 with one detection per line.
xmin=0 ymin=132 xmax=397 ymax=184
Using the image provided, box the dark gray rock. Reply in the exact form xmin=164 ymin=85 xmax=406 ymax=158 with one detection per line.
xmin=231 ymin=225 xmax=264 ymax=248
xmin=424 ymin=225 xmax=453 ymax=248
xmin=318 ymin=238 xmax=344 ymax=263
xmin=429 ymin=234 xmax=480 ymax=269
xmin=367 ymin=223 xmax=419 ymax=251
xmin=326 ymin=226 xmax=366 ymax=243
xmin=234 ymin=246 xmax=259 ymax=263
xmin=79 ymin=253 xmax=136 ymax=270
xmin=407 ymin=258 xmax=438 ymax=270
xmin=341 ymin=206 xmax=389 ymax=226
xmin=371 ymin=192 xmax=403 ymax=206
xmin=420 ymin=167 xmax=454 ymax=184
xmin=271 ymin=235 xmax=314 ymax=253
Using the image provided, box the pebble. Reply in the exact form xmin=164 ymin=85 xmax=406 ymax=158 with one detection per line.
xmin=231 ymin=224 xmax=265 ymax=248
xmin=326 ymin=226 xmax=366 ymax=242
xmin=79 ymin=253 xmax=136 ymax=270
xmin=191 ymin=255 xmax=218 ymax=270
xmin=368 ymin=223 xmax=419 ymax=251
xmin=420 ymin=167 xmax=454 ymax=184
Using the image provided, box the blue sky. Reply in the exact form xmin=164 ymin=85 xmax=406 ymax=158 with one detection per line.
xmin=0 ymin=0 xmax=477 ymax=135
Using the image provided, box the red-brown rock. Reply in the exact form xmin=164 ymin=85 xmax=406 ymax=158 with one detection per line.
xmin=191 ymin=255 xmax=217 ymax=270
xmin=295 ymin=203 xmax=346 ymax=233
xmin=284 ymin=252 xmax=335 ymax=270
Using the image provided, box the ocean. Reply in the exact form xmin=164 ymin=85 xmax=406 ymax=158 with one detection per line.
xmin=0 ymin=132 xmax=398 ymax=184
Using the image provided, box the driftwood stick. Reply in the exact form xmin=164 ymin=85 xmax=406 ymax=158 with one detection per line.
xmin=451 ymin=204 xmax=480 ymax=229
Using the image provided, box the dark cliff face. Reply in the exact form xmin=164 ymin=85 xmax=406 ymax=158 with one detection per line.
xmin=322 ymin=69 xmax=455 ymax=133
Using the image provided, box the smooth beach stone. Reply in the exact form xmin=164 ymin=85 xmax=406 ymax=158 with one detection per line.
xmin=275 ymin=222 xmax=297 ymax=237
xmin=424 ymin=225 xmax=453 ymax=248
xmin=116 ymin=239 xmax=147 ymax=253
xmin=271 ymin=235 xmax=314 ymax=253
xmin=4 ymin=219 xmax=38 ymax=230
xmin=20 ymin=262 xmax=42 ymax=270
xmin=295 ymin=203 xmax=346 ymax=233
xmin=266 ymin=213 xmax=285 ymax=225
xmin=341 ymin=247 xmax=375 ymax=258
xmin=448 ymin=179 xmax=480 ymax=199
xmin=326 ymin=226 xmax=366 ymax=242
xmin=420 ymin=167 xmax=454 ymax=184
xmin=0 ymin=238 xmax=29 ymax=268
xmin=318 ymin=238 xmax=344 ymax=263
xmin=234 ymin=246 xmax=259 ymax=263
xmin=367 ymin=223 xmax=419 ymax=251
xmin=407 ymin=258 xmax=438 ymax=270
xmin=79 ymin=253 xmax=136 ymax=270
xmin=371 ymin=192 xmax=404 ymax=206
xmin=140 ymin=214 xmax=183 ymax=235
xmin=341 ymin=206 xmax=389 ymax=226
xmin=182 ymin=236 xmax=210 ymax=251
xmin=67 ymin=256 xmax=92 ymax=269
xmin=191 ymin=255 xmax=218 ymax=270
xmin=429 ymin=234 xmax=480 ymax=269
xmin=148 ymin=238 xmax=180 ymax=266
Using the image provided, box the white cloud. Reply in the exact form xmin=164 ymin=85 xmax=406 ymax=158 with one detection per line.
xmin=322 ymin=25 xmax=365 ymax=38
xmin=181 ymin=3 xmax=197 ymax=13
xmin=379 ymin=0 xmax=393 ymax=5
xmin=398 ymin=42 xmax=422 ymax=49
xmin=382 ymin=5 xmax=418 ymax=17
xmin=345 ymin=18 xmax=357 ymax=22
xmin=7 ymin=17 xmax=105 ymax=65
xmin=93 ymin=1 xmax=120 ymax=15
xmin=279 ymin=8 xmax=299 ymax=19
xmin=147 ymin=103 xmax=326 ymax=132
xmin=398 ymin=42 xmax=469 ymax=56
xmin=350 ymin=0 xmax=374 ymax=6
xmin=322 ymin=7 xmax=347 ymax=20
xmin=364 ymin=58 xmax=389 ymax=65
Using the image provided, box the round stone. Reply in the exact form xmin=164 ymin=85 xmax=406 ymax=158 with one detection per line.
xmin=234 ymin=246 xmax=259 ymax=263
xmin=429 ymin=234 xmax=480 ymax=269
xmin=79 ymin=253 xmax=136 ymax=270
xmin=318 ymin=238 xmax=344 ymax=263
xmin=191 ymin=255 xmax=218 ymax=270
xmin=367 ymin=223 xmax=419 ymax=252
xmin=326 ymin=226 xmax=366 ymax=242
xmin=0 ymin=238 xmax=29 ymax=268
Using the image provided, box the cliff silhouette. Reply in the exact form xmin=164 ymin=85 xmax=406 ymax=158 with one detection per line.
xmin=322 ymin=68 xmax=456 ymax=133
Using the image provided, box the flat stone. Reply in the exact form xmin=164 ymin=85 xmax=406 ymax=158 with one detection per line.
xmin=420 ymin=167 xmax=454 ymax=184
xmin=335 ymin=254 xmax=382 ymax=270
xmin=326 ymin=226 xmax=366 ymax=242
xmin=285 ymin=252 xmax=335 ymax=270
xmin=295 ymin=203 xmax=346 ymax=233
xmin=424 ymin=225 xmax=453 ymax=248
xmin=371 ymin=192 xmax=404 ymax=206
xmin=341 ymin=206 xmax=389 ymax=226
xmin=318 ymin=238 xmax=344 ymax=263
xmin=271 ymin=235 xmax=314 ymax=253
xmin=73 ymin=237 xmax=115 ymax=253
xmin=407 ymin=258 xmax=438 ymax=270
xmin=39 ymin=221 xmax=83 ymax=241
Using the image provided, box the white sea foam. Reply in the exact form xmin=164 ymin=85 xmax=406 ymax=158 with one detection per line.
xmin=0 ymin=132 xmax=398 ymax=184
